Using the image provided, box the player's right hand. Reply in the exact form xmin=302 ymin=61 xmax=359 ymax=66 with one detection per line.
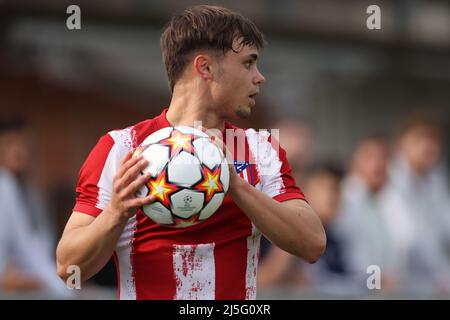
xmin=107 ymin=151 xmax=155 ymax=220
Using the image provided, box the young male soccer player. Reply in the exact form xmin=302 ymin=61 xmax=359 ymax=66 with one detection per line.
xmin=56 ymin=5 xmax=326 ymax=300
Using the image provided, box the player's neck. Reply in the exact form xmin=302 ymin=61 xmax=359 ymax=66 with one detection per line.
xmin=167 ymin=84 xmax=225 ymax=132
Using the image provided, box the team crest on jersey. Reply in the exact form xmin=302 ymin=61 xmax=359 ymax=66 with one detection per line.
xmin=234 ymin=160 xmax=259 ymax=186
xmin=234 ymin=160 xmax=249 ymax=173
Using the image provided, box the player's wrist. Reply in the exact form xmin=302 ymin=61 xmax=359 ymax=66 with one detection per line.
xmin=104 ymin=204 xmax=132 ymax=225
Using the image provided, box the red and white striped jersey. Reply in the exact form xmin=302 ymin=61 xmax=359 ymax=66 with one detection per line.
xmin=74 ymin=108 xmax=306 ymax=300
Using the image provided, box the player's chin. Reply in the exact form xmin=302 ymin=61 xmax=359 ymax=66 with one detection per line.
xmin=234 ymin=105 xmax=252 ymax=119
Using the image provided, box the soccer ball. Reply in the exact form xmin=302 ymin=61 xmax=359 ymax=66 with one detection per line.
xmin=135 ymin=126 xmax=229 ymax=228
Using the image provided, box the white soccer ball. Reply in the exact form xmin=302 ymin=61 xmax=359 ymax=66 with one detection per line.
xmin=135 ymin=126 xmax=229 ymax=228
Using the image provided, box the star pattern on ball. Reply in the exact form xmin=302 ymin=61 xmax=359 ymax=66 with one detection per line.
xmin=146 ymin=169 xmax=180 ymax=208
xmin=194 ymin=165 xmax=224 ymax=203
xmin=159 ymin=129 xmax=196 ymax=158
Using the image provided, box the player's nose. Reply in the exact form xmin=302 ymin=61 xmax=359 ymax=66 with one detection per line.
xmin=254 ymin=68 xmax=265 ymax=85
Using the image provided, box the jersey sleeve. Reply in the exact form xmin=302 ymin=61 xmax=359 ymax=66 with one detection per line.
xmin=73 ymin=133 xmax=120 ymax=217
xmin=257 ymin=132 xmax=306 ymax=203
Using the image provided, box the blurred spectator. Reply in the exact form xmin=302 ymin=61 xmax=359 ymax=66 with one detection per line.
xmin=258 ymin=118 xmax=321 ymax=290
xmin=380 ymin=115 xmax=450 ymax=295
xmin=272 ymin=118 xmax=316 ymax=177
xmin=0 ymin=117 xmax=68 ymax=297
xmin=259 ymin=118 xmax=316 ymax=259
xmin=300 ymin=163 xmax=347 ymax=289
xmin=258 ymin=162 xmax=345 ymax=291
xmin=334 ymin=135 xmax=398 ymax=294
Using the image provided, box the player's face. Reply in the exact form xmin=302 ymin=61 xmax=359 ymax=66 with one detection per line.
xmin=211 ymin=41 xmax=265 ymax=119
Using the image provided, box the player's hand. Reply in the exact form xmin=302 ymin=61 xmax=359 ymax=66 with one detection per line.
xmin=107 ymin=151 xmax=155 ymax=220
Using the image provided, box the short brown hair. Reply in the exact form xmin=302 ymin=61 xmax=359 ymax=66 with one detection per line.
xmin=160 ymin=5 xmax=266 ymax=91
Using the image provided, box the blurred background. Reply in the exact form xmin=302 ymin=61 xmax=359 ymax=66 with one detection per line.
xmin=0 ymin=0 xmax=449 ymax=299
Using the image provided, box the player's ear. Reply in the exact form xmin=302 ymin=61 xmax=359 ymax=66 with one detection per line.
xmin=193 ymin=54 xmax=214 ymax=81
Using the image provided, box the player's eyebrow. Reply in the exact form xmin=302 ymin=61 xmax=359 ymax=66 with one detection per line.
xmin=245 ymin=53 xmax=258 ymax=61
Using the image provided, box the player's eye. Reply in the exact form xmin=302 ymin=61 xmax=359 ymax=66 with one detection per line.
xmin=244 ymin=60 xmax=253 ymax=69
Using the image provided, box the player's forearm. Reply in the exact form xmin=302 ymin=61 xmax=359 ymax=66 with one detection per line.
xmin=56 ymin=209 xmax=128 ymax=282
xmin=229 ymin=179 xmax=326 ymax=263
